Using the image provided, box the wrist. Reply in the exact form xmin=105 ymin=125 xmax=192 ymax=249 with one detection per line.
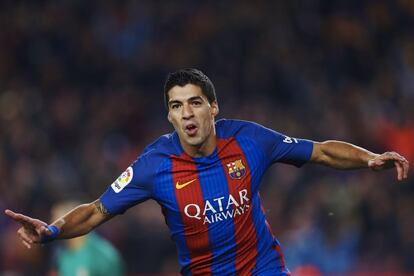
xmin=366 ymin=153 xmax=380 ymax=167
xmin=40 ymin=225 xmax=60 ymax=243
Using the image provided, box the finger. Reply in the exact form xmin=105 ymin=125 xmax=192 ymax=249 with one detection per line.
xmin=21 ymin=226 xmax=44 ymax=243
xmin=389 ymin=152 xmax=406 ymax=163
xmin=378 ymin=152 xmax=401 ymax=162
xmin=379 ymin=153 xmax=402 ymax=170
xmin=12 ymin=215 xmax=43 ymax=231
xmin=4 ymin=209 xmax=18 ymax=219
xmin=370 ymin=159 xmax=385 ymax=169
xmin=37 ymin=225 xmax=50 ymax=237
xmin=390 ymin=154 xmax=409 ymax=179
xmin=18 ymin=228 xmax=35 ymax=245
xmin=5 ymin=211 xmax=35 ymax=225
xmin=395 ymin=161 xmax=403 ymax=181
xmin=402 ymin=159 xmax=409 ymax=179
xmin=22 ymin=240 xmax=32 ymax=249
xmin=19 ymin=234 xmax=34 ymax=246
xmin=369 ymin=158 xmax=380 ymax=167
xmin=375 ymin=159 xmax=385 ymax=166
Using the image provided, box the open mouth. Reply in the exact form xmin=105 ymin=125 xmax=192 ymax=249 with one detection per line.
xmin=184 ymin=123 xmax=198 ymax=136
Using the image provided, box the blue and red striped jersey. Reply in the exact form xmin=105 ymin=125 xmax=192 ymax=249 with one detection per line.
xmin=100 ymin=119 xmax=313 ymax=275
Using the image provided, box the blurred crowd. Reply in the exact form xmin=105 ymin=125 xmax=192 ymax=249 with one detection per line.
xmin=1 ymin=0 xmax=413 ymax=275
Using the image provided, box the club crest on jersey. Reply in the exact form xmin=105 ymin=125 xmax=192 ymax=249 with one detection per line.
xmin=111 ymin=166 xmax=133 ymax=193
xmin=226 ymin=159 xmax=246 ymax=179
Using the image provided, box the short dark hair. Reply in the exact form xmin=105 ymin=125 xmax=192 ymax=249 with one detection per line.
xmin=164 ymin=68 xmax=216 ymax=109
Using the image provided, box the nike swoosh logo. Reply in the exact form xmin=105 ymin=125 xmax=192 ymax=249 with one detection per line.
xmin=176 ymin=179 xmax=197 ymax=189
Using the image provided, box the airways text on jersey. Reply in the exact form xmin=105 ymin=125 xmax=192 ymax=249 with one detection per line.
xmin=100 ymin=120 xmax=314 ymax=275
xmin=184 ymin=189 xmax=250 ymax=225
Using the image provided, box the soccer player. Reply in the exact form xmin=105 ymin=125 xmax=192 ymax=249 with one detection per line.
xmin=5 ymin=69 xmax=409 ymax=275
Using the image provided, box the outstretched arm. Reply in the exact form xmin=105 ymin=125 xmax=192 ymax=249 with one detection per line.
xmin=4 ymin=199 xmax=112 ymax=248
xmin=310 ymin=140 xmax=409 ymax=180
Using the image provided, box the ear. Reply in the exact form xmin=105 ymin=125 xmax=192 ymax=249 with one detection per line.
xmin=211 ymin=101 xmax=219 ymax=117
xmin=167 ymin=112 xmax=172 ymax=123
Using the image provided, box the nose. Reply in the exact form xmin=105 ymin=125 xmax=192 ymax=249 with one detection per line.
xmin=182 ymin=103 xmax=194 ymax=119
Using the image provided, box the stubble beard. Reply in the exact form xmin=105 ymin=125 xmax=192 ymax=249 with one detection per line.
xmin=182 ymin=125 xmax=210 ymax=149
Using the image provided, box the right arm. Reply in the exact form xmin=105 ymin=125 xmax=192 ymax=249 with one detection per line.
xmin=6 ymin=150 xmax=156 ymax=248
xmin=4 ymin=199 xmax=113 ymax=248
xmin=50 ymin=199 xmax=113 ymax=239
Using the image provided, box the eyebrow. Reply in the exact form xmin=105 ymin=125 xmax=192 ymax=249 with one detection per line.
xmin=168 ymin=96 xmax=204 ymax=106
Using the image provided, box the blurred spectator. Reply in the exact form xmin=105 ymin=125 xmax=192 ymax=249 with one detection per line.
xmin=49 ymin=201 xmax=125 ymax=276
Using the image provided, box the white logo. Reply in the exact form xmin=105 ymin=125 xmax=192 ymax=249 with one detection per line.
xmin=184 ymin=189 xmax=250 ymax=225
xmin=283 ymin=136 xmax=298 ymax=144
xmin=111 ymin=167 xmax=133 ymax=193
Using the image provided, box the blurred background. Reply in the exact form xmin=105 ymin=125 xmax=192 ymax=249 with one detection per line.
xmin=1 ymin=0 xmax=414 ymax=275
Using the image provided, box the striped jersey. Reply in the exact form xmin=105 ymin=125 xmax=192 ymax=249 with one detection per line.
xmin=100 ymin=119 xmax=313 ymax=275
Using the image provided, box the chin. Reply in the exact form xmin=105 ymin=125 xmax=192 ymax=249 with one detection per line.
xmin=186 ymin=138 xmax=203 ymax=146
xmin=184 ymin=135 xmax=206 ymax=146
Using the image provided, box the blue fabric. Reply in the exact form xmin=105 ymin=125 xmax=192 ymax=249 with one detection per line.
xmin=99 ymin=119 xmax=313 ymax=274
xmin=40 ymin=225 xmax=60 ymax=243
xmin=194 ymin=154 xmax=237 ymax=275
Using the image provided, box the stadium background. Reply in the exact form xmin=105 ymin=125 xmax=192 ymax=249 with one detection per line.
xmin=1 ymin=0 xmax=413 ymax=275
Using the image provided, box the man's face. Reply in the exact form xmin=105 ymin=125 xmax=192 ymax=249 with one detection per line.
xmin=167 ymin=84 xmax=219 ymax=154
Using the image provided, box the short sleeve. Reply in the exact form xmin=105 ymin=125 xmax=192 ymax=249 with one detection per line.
xmin=99 ymin=152 xmax=155 ymax=215
xmin=252 ymin=123 xmax=313 ymax=167
xmin=219 ymin=119 xmax=314 ymax=167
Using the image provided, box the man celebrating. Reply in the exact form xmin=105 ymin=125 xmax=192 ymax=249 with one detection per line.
xmin=5 ymin=69 xmax=409 ymax=275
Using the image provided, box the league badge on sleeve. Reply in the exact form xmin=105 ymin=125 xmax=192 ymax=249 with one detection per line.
xmin=227 ymin=159 xmax=246 ymax=180
xmin=111 ymin=166 xmax=134 ymax=193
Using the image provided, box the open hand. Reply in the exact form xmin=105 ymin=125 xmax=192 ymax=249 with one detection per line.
xmin=4 ymin=209 xmax=52 ymax=248
xmin=368 ymin=151 xmax=409 ymax=181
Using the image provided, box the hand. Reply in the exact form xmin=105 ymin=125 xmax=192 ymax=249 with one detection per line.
xmin=368 ymin=151 xmax=409 ymax=181
xmin=4 ymin=209 xmax=52 ymax=249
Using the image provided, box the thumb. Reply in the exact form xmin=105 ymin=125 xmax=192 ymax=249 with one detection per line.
xmin=368 ymin=158 xmax=385 ymax=168
xmin=39 ymin=225 xmax=52 ymax=236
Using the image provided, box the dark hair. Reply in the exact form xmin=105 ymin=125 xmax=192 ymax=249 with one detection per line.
xmin=164 ymin=68 xmax=216 ymax=108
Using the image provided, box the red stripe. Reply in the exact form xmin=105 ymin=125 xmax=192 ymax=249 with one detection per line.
xmin=172 ymin=154 xmax=212 ymax=275
xmin=262 ymin=199 xmax=287 ymax=273
xmin=274 ymin=244 xmax=287 ymax=273
xmin=217 ymin=138 xmax=258 ymax=275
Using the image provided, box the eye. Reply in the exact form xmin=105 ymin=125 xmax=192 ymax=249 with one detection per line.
xmin=170 ymin=103 xmax=181 ymax=110
xmin=192 ymin=101 xmax=202 ymax=106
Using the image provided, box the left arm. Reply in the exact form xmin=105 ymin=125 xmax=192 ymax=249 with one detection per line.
xmin=310 ymin=140 xmax=409 ymax=181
